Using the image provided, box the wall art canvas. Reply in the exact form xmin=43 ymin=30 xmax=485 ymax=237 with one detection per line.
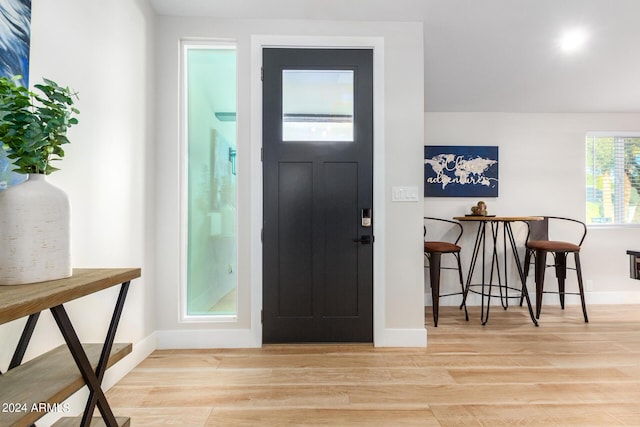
xmin=0 ymin=0 xmax=31 ymax=191
xmin=424 ymin=145 xmax=499 ymax=197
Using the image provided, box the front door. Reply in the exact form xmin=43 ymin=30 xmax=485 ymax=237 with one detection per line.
xmin=262 ymin=48 xmax=373 ymax=343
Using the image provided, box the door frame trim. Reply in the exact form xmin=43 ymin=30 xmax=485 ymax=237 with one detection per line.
xmin=250 ymin=35 xmax=386 ymax=346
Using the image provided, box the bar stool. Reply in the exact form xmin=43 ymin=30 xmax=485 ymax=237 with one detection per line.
xmin=423 ymin=217 xmax=469 ymax=326
xmin=523 ymin=216 xmax=588 ymax=322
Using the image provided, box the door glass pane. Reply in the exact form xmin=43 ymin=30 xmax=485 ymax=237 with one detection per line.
xmin=282 ymin=69 xmax=354 ymax=142
xmin=185 ymin=45 xmax=237 ymax=317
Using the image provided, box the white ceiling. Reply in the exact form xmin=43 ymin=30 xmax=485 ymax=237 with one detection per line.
xmin=150 ymin=0 xmax=640 ymax=113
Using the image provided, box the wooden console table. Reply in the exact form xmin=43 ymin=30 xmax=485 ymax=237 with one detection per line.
xmin=0 ymin=268 xmax=141 ymax=427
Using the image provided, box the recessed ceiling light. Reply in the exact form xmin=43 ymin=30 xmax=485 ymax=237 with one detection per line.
xmin=559 ymin=29 xmax=588 ymax=53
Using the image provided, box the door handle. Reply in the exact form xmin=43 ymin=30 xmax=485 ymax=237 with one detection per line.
xmin=352 ymin=235 xmax=374 ymax=244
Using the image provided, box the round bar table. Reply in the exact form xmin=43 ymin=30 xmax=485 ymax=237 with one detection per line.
xmin=453 ymin=215 xmax=543 ymax=326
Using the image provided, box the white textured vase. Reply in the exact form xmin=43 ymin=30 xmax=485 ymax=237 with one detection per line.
xmin=0 ymin=174 xmax=71 ymax=285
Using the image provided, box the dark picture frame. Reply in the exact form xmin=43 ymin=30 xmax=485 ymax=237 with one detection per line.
xmin=424 ymin=145 xmax=499 ymax=197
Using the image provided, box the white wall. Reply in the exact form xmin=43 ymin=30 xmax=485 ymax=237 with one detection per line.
xmin=154 ymin=17 xmax=426 ymax=347
xmin=424 ymin=112 xmax=640 ymax=308
xmin=0 ymin=0 xmax=156 ymax=422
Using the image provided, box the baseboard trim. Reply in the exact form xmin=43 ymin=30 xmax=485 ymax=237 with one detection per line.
xmin=425 ymin=290 xmax=640 ymax=306
xmin=156 ymin=328 xmax=260 ymax=349
xmin=156 ymin=327 xmax=428 ymax=349
xmin=375 ymin=327 xmax=427 ymax=348
xmin=582 ymin=291 xmax=640 ymax=304
xmin=103 ymin=331 xmax=157 ymax=389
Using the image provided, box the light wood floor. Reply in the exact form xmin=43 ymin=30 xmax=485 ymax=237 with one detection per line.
xmin=107 ymin=304 xmax=640 ymax=426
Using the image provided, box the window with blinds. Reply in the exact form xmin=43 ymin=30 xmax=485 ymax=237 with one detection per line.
xmin=586 ymin=134 xmax=640 ymax=225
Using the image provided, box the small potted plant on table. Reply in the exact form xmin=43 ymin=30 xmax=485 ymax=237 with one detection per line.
xmin=0 ymin=75 xmax=79 ymax=285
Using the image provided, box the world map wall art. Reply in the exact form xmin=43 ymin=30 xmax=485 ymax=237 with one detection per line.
xmin=424 ymin=145 xmax=499 ymax=197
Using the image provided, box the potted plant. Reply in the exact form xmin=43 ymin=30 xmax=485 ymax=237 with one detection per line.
xmin=0 ymin=75 xmax=79 ymax=285
xmin=0 ymin=75 xmax=79 ymax=174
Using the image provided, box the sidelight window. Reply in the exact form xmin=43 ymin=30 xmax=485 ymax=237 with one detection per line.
xmin=183 ymin=42 xmax=237 ymax=318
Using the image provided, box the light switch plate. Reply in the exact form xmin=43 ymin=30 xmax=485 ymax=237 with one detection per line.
xmin=392 ymin=186 xmax=420 ymax=202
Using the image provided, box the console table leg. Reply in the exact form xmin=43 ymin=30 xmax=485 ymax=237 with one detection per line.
xmin=9 ymin=312 xmax=41 ymax=370
xmin=50 ymin=304 xmax=119 ymax=427
xmin=83 ymin=281 xmax=131 ymax=425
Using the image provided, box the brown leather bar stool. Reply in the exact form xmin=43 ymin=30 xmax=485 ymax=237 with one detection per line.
xmin=423 ymin=217 xmax=469 ymax=327
xmin=523 ymin=216 xmax=588 ymax=322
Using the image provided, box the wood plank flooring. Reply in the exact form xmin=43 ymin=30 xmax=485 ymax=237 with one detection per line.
xmin=107 ymin=304 xmax=640 ymax=426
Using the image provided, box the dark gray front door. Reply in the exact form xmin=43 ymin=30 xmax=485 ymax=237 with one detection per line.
xmin=262 ymin=48 xmax=374 ymax=343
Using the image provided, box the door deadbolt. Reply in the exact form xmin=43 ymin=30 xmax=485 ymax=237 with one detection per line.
xmin=361 ymin=208 xmax=372 ymax=227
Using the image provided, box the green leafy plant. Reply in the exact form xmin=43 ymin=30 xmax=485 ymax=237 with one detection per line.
xmin=0 ymin=75 xmax=79 ymax=175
